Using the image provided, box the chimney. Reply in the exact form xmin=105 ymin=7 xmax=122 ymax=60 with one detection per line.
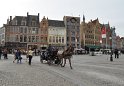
xmin=27 ymin=12 xmax=29 ymax=16
xmin=38 ymin=13 xmax=39 ymax=17
xmin=10 ymin=16 xmax=12 ymax=21
xmin=7 ymin=18 xmax=9 ymax=24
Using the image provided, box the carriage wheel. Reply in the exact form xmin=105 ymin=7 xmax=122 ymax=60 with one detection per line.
xmin=40 ymin=58 xmax=43 ymax=63
xmin=47 ymin=60 xmax=51 ymax=65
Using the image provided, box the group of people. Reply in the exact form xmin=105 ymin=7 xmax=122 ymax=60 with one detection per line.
xmin=0 ymin=48 xmax=8 ymax=60
xmin=13 ymin=47 xmax=34 ymax=65
xmin=13 ymin=49 xmax=22 ymax=63
xmin=114 ymin=49 xmax=120 ymax=59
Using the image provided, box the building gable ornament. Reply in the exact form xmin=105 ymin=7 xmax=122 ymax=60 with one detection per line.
xmin=70 ymin=18 xmax=77 ymax=23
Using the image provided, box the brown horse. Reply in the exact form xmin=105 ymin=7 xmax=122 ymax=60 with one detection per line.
xmin=58 ymin=45 xmax=74 ymax=69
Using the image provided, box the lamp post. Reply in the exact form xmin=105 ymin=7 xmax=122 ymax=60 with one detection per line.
xmin=109 ymin=37 xmax=113 ymax=61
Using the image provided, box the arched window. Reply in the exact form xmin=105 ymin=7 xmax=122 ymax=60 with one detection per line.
xmin=20 ymin=35 xmax=23 ymax=42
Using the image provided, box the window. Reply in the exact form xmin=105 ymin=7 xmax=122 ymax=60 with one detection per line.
xmin=49 ymin=36 xmax=52 ymax=42
xmin=20 ymin=27 xmax=23 ymax=33
xmin=41 ymin=37 xmax=43 ymax=42
xmin=15 ymin=27 xmax=19 ymax=32
xmin=36 ymin=36 xmax=39 ymax=42
xmin=59 ymin=37 xmax=61 ymax=43
xmin=32 ymin=36 xmax=35 ymax=42
xmin=24 ymin=35 xmax=27 ymax=42
xmin=32 ymin=21 xmax=36 ymax=26
xmin=29 ymin=28 xmax=31 ymax=33
xmin=53 ymin=36 xmax=55 ymax=43
xmin=67 ymin=37 xmax=69 ymax=41
xmin=21 ymin=21 xmax=26 ymax=26
xmin=71 ymin=31 xmax=75 ymax=35
xmin=44 ymin=37 xmax=47 ymax=42
xmin=77 ymin=37 xmax=79 ymax=42
xmin=36 ymin=28 xmax=38 ymax=34
xmin=15 ymin=20 xmax=17 ymax=25
xmin=24 ymin=27 xmax=27 ymax=33
xmin=20 ymin=35 xmax=23 ymax=42
xmin=71 ymin=37 xmax=75 ymax=42
xmin=16 ymin=35 xmax=19 ymax=41
xmin=32 ymin=28 xmax=35 ymax=34
xmin=62 ymin=37 xmax=64 ymax=43
xmin=28 ymin=36 xmax=31 ymax=42
xmin=56 ymin=37 xmax=58 ymax=43
xmin=2 ymin=34 xmax=4 ymax=39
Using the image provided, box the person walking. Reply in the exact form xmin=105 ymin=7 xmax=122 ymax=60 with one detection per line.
xmin=0 ymin=49 xmax=2 ymax=60
xmin=3 ymin=49 xmax=8 ymax=59
xmin=114 ymin=49 xmax=119 ymax=59
xmin=27 ymin=47 xmax=34 ymax=65
xmin=17 ymin=49 xmax=22 ymax=64
xmin=13 ymin=49 xmax=22 ymax=63
xmin=13 ymin=49 xmax=17 ymax=63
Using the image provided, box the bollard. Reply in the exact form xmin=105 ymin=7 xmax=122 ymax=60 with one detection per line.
xmin=110 ymin=54 xmax=113 ymax=61
xmin=110 ymin=49 xmax=113 ymax=62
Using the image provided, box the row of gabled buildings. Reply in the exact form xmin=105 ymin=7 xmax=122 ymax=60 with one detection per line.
xmin=81 ymin=15 xmax=124 ymax=51
xmin=0 ymin=12 xmax=124 ymax=52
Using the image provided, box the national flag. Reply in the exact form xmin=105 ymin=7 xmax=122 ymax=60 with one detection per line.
xmin=102 ymin=27 xmax=106 ymax=34
xmin=98 ymin=28 xmax=102 ymax=43
xmin=102 ymin=27 xmax=106 ymax=38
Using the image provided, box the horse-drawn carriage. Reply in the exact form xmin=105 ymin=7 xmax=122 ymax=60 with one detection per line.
xmin=40 ymin=45 xmax=74 ymax=69
xmin=40 ymin=47 xmax=61 ymax=65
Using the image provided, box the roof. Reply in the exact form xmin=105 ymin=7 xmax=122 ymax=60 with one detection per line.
xmin=13 ymin=16 xmax=27 ymax=25
xmin=48 ymin=20 xmax=65 ymax=27
xmin=92 ymin=18 xmax=99 ymax=24
xmin=27 ymin=15 xmax=39 ymax=26
xmin=104 ymin=24 xmax=110 ymax=29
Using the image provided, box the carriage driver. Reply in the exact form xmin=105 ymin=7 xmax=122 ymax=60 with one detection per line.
xmin=47 ymin=44 xmax=53 ymax=56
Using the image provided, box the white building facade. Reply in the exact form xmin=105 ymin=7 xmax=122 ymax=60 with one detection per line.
xmin=48 ymin=20 xmax=66 ymax=50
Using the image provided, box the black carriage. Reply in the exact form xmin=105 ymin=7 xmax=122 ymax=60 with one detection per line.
xmin=40 ymin=47 xmax=47 ymax=63
xmin=40 ymin=47 xmax=61 ymax=65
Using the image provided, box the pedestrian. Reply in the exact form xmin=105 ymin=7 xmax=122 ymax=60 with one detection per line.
xmin=114 ymin=49 xmax=119 ymax=58
xmin=17 ymin=49 xmax=22 ymax=64
xmin=3 ymin=49 xmax=8 ymax=59
xmin=13 ymin=49 xmax=18 ymax=63
xmin=13 ymin=49 xmax=22 ymax=63
xmin=27 ymin=47 xmax=34 ymax=65
xmin=0 ymin=48 xmax=2 ymax=60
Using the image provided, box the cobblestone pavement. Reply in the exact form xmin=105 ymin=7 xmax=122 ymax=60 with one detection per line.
xmin=0 ymin=54 xmax=77 ymax=86
xmin=0 ymin=54 xmax=124 ymax=86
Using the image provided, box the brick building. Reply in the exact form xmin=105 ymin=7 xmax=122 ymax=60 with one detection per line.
xmin=80 ymin=15 xmax=101 ymax=50
xmin=0 ymin=13 xmax=40 ymax=51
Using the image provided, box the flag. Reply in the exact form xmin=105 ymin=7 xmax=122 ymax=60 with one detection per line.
xmin=98 ymin=28 xmax=102 ymax=43
xmin=102 ymin=27 xmax=106 ymax=38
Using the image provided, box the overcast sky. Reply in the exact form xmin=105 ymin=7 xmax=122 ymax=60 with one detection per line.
xmin=0 ymin=0 xmax=124 ymax=37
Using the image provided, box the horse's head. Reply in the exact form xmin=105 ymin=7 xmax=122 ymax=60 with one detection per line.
xmin=67 ymin=45 xmax=74 ymax=54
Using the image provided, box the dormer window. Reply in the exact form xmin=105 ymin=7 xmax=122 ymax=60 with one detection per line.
xmin=21 ymin=21 xmax=26 ymax=26
xmin=32 ymin=21 xmax=36 ymax=26
xmin=15 ymin=20 xmax=17 ymax=25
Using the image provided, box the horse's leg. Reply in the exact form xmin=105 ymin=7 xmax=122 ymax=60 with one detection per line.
xmin=68 ymin=58 xmax=73 ymax=69
xmin=62 ymin=58 xmax=66 ymax=67
xmin=60 ymin=58 xmax=63 ymax=67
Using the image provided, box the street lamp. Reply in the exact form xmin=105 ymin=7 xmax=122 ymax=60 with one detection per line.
xmin=109 ymin=37 xmax=113 ymax=61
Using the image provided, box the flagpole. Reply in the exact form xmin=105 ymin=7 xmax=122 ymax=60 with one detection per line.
xmin=105 ymin=27 xmax=107 ymax=49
